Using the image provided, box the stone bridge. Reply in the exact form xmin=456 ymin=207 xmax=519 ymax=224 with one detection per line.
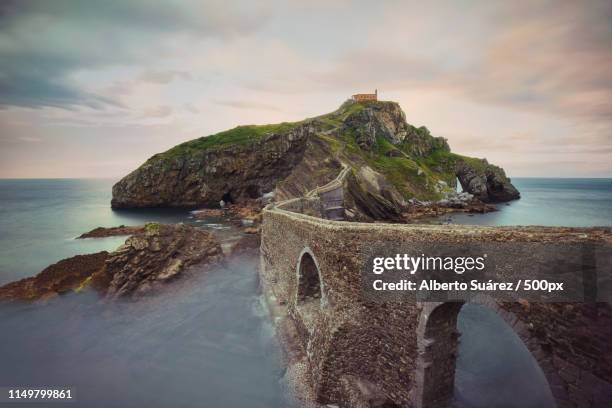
xmin=259 ymin=169 xmax=612 ymax=408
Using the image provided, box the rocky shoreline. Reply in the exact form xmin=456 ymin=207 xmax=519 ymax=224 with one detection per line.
xmin=0 ymin=194 xmax=498 ymax=305
xmin=401 ymin=191 xmax=498 ymax=222
xmin=0 ymin=223 xmax=225 ymax=303
xmin=0 ymin=252 xmax=109 ymax=302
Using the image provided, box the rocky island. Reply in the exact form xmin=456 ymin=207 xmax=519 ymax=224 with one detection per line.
xmin=111 ymin=99 xmax=519 ymax=220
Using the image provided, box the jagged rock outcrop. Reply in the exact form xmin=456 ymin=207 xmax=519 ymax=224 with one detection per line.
xmin=112 ymin=99 xmax=520 ymax=216
xmin=456 ymin=158 xmax=520 ymax=202
xmin=0 ymin=224 xmax=224 ymax=303
xmin=274 ymin=133 xmax=344 ymax=201
xmin=343 ymin=101 xmax=409 ymax=148
xmin=0 ymin=252 xmax=109 ymax=302
xmin=342 ymin=100 xmax=449 ymax=155
xmin=344 ymin=167 xmax=403 ymax=221
xmin=100 ymin=223 xmax=223 ymax=299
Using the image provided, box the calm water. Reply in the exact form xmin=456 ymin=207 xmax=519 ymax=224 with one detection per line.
xmin=456 ymin=304 xmax=554 ymax=408
xmin=0 ymin=256 xmax=288 ymax=408
xmin=448 ymin=178 xmax=612 ymax=226
xmin=0 ymin=177 xmax=609 ymax=407
xmin=0 ymin=179 xmax=238 ymax=285
xmin=0 ymin=179 xmax=288 ymax=407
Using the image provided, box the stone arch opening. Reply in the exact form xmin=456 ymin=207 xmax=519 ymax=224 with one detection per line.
xmin=297 ymin=250 xmax=321 ymax=303
xmin=414 ymin=300 xmax=559 ymax=408
xmin=222 ymin=191 xmax=234 ymax=204
xmin=455 ymin=177 xmax=463 ymax=193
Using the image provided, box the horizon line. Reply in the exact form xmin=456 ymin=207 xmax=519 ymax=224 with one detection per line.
xmin=1 ymin=176 xmax=611 ymax=180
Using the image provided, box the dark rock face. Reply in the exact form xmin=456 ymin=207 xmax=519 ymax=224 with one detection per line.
xmin=275 ymin=134 xmax=344 ymax=201
xmin=345 ymin=171 xmax=402 ymax=221
xmin=456 ymin=158 xmax=520 ymax=202
xmin=342 ymin=101 xmax=449 ymax=155
xmin=0 ymin=252 xmax=109 ymax=302
xmin=111 ymin=124 xmax=315 ymax=208
xmin=102 ymin=223 xmax=223 ymax=299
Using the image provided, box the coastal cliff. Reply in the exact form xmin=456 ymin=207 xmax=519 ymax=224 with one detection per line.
xmin=112 ymin=100 xmax=519 ymax=217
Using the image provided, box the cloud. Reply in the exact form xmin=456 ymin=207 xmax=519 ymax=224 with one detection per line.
xmin=18 ymin=136 xmax=41 ymax=143
xmin=0 ymin=0 xmax=270 ymax=109
xmin=299 ymin=0 xmax=612 ymax=124
xmin=183 ymin=103 xmax=199 ymax=114
xmin=143 ymin=105 xmax=172 ymax=118
xmin=0 ymin=74 xmax=120 ymax=110
xmin=213 ymin=99 xmax=281 ymax=111
xmin=0 ymin=0 xmax=610 ymax=177
xmin=139 ymin=70 xmax=192 ymax=84
xmin=455 ymin=0 xmax=612 ymax=122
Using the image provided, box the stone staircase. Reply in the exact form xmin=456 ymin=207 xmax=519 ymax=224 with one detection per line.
xmin=308 ymin=165 xmax=350 ymax=221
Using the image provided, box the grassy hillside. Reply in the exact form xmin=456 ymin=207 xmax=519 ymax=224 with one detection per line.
xmin=148 ymin=122 xmax=300 ymax=162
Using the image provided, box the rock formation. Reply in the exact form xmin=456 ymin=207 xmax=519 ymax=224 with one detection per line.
xmin=111 ymin=124 xmax=313 ymax=208
xmin=77 ymin=225 xmax=145 ymax=238
xmin=112 ymin=100 xmax=520 ymax=219
xmin=0 ymin=223 xmax=224 ymax=302
xmin=0 ymin=252 xmax=109 ymax=302
xmin=99 ymin=223 xmax=223 ymax=299
xmin=455 ymin=157 xmax=520 ymax=202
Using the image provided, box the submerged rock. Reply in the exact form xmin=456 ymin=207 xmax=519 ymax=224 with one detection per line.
xmin=191 ymin=208 xmax=226 ymax=218
xmin=229 ymin=233 xmax=261 ymax=257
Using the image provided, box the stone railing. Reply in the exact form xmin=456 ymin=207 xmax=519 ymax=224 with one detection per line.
xmin=305 ymin=164 xmax=351 ymax=198
xmin=275 ymin=164 xmax=350 ymax=220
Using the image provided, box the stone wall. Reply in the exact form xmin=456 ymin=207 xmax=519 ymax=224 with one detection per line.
xmin=261 ymin=187 xmax=612 ymax=407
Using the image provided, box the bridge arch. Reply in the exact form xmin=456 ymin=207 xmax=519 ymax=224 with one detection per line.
xmin=296 ymin=247 xmax=325 ymax=306
xmin=414 ymin=298 xmax=567 ymax=408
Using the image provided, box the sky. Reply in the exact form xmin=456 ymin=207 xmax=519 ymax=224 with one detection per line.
xmin=0 ymin=0 xmax=611 ymax=178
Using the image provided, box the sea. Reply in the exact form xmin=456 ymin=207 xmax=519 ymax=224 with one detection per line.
xmin=0 ymin=177 xmax=610 ymax=407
